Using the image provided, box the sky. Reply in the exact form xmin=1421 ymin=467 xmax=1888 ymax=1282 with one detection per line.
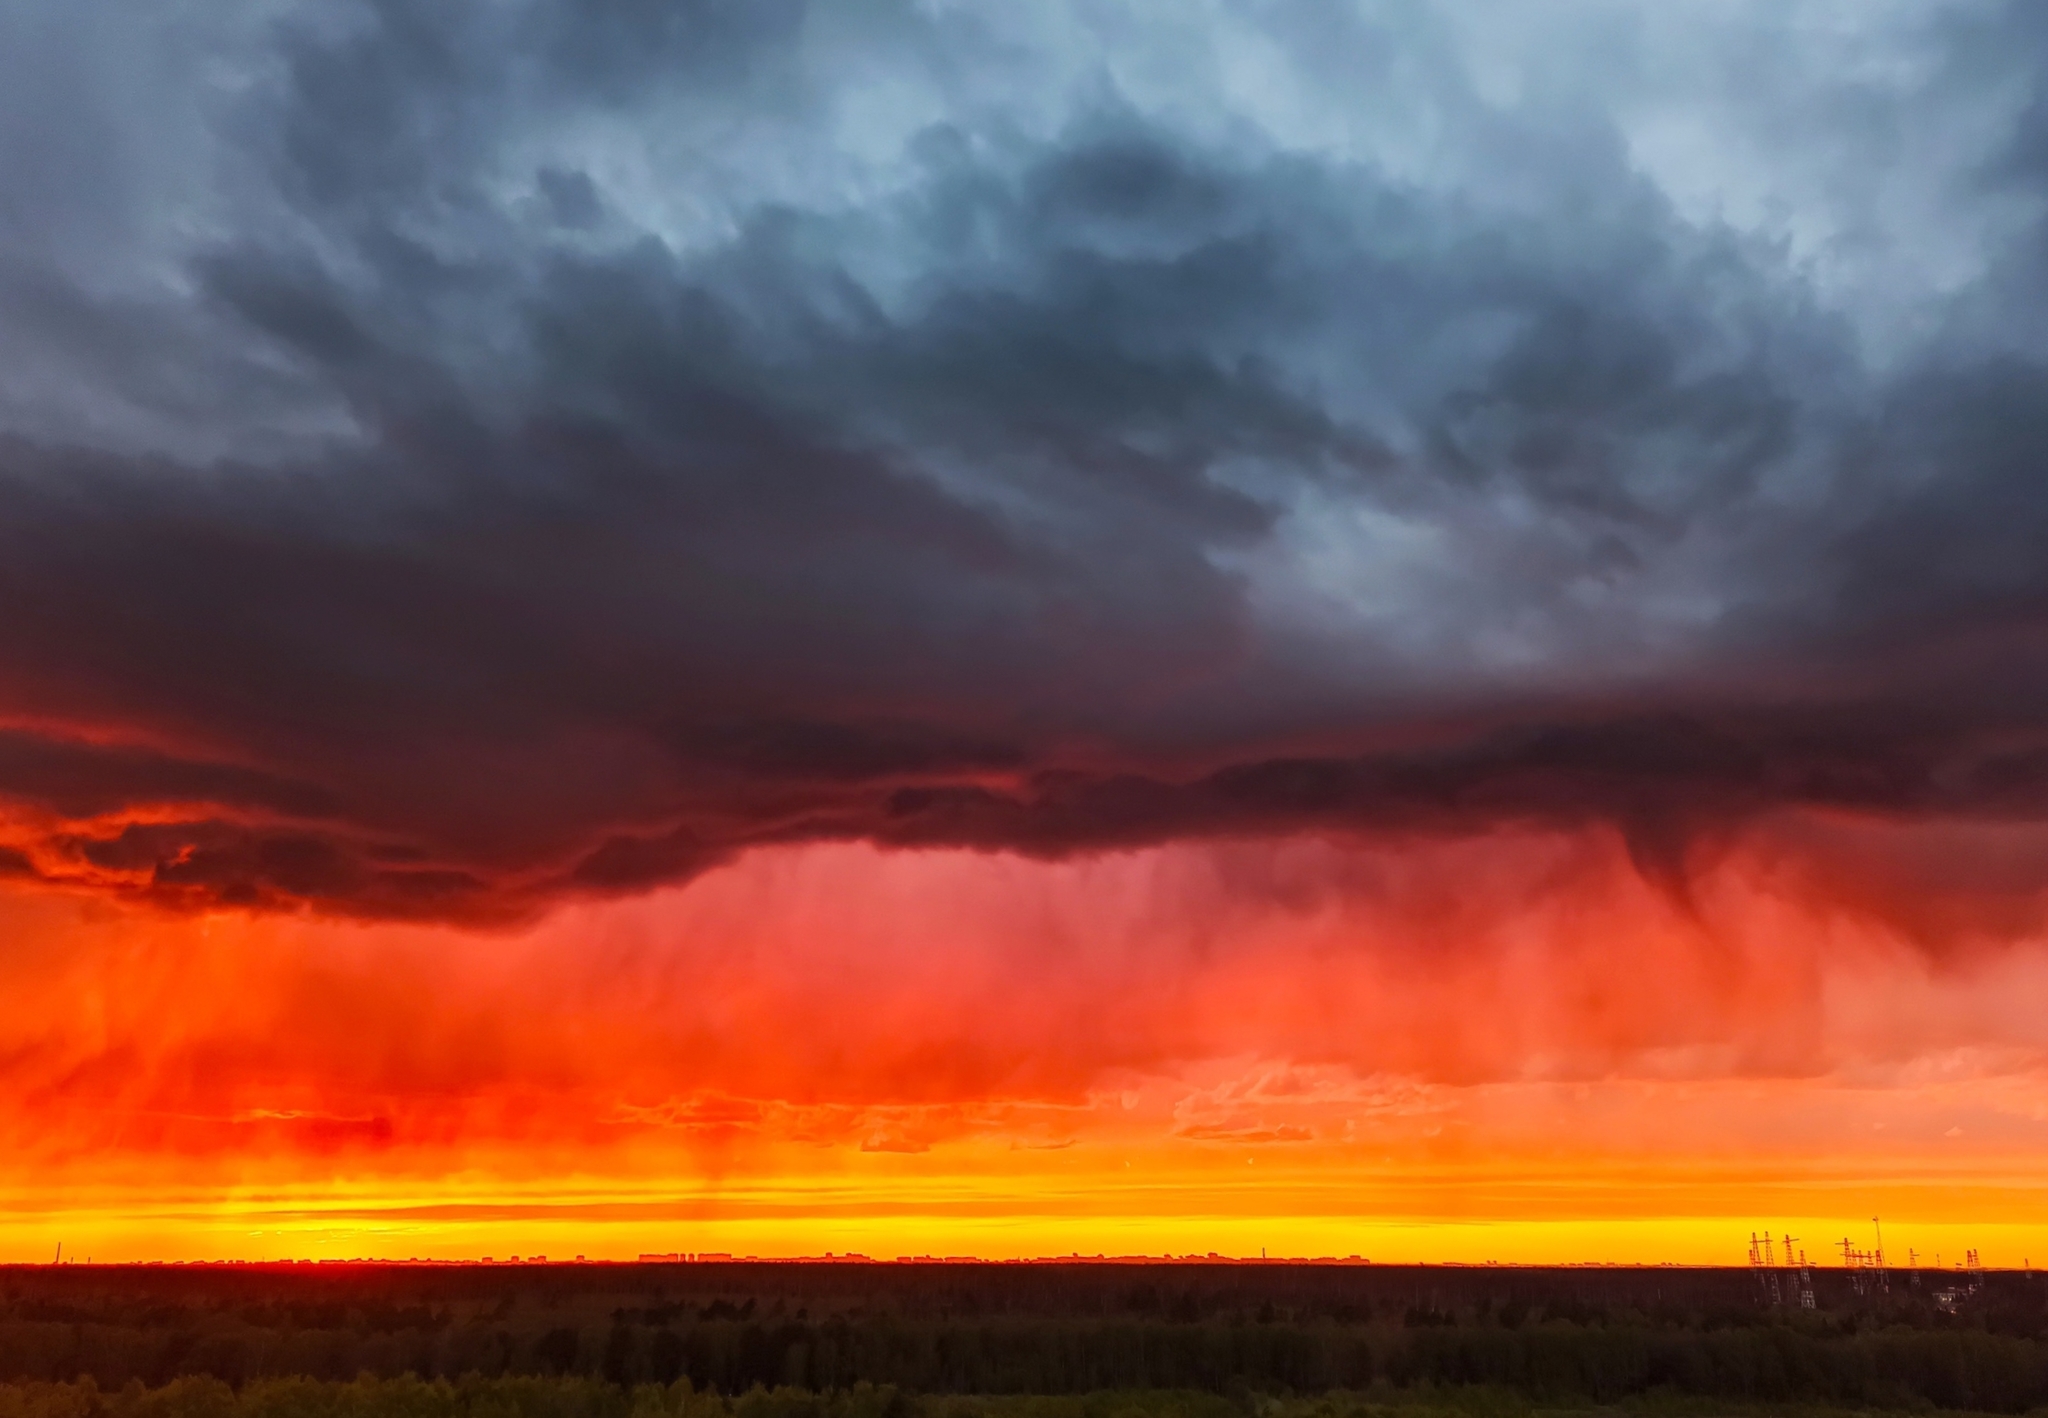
xmin=4 ymin=0 xmax=2048 ymax=1265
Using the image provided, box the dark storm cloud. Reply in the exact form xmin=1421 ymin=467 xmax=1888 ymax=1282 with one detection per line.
xmin=2 ymin=0 xmax=2047 ymax=919
xmin=0 ymin=729 xmax=339 ymax=821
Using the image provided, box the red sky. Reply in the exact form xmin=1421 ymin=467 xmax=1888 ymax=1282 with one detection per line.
xmin=5 ymin=0 xmax=2048 ymax=1274
xmin=8 ymin=820 xmax=2048 ymax=1266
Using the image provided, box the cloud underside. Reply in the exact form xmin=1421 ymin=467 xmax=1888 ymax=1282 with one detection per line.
xmin=3 ymin=0 xmax=2048 ymax=927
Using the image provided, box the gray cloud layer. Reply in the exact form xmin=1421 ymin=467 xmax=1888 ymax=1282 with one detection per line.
xmin=3 ymin=0 xmax=2047 ymax=919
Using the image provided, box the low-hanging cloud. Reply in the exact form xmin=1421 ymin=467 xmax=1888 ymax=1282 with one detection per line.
xmin=2 ymin=0 xmax=2048 ymax=924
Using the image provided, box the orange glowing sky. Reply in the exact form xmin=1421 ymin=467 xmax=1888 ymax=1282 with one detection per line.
xmin=8 ymin=820 xmax=2048 ymax=1267
xmin=6 ymin=0 xmax=2048 ymax=1274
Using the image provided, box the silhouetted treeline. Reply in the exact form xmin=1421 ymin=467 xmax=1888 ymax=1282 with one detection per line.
xmin=4 ymin=1265 xmax=2047 ymax=1412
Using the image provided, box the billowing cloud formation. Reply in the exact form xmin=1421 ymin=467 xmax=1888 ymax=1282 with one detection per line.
xmin=3 ymin=0 xmax=2048 ymax=922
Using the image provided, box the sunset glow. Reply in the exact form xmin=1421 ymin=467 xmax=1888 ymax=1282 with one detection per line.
xmin=11 ymin=829 xmax=2048 ymax=1264
xmin=4 ymin=0 xmax=2048 ymax=1273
